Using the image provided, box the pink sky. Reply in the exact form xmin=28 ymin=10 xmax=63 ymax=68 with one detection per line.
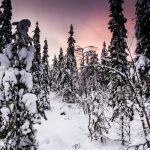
xmin=9 ymin=0 xmax=136 ymax=61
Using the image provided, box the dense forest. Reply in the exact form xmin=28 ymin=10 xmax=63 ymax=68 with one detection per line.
xmin=0 ymin=0 xmax=149 ymax=150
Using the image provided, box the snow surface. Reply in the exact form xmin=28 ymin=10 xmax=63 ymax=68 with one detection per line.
xmin=35 ymin=92 xmax=124 ymax=150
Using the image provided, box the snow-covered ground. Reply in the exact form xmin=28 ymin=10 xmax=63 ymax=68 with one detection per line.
xmin=35 ymin=92 xmax=123 ymax=150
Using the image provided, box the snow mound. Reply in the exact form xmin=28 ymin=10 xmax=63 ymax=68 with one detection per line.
xmin=22 ymin=93 xmax=37 ymax=114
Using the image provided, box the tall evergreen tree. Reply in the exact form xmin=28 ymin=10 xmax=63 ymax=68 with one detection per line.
xmin=108 ymin=0 xmax=128 ymax=71
xmin=101 ymin=41 xmax=108 ymax=65
xmin=57 ymin=48 xmax=65 ymax=91
xmin=100 ymin=41 xmax=110 ymax=87
xmin=58 ymin=47 xmax=64 ymax=68
xmin=32 ymin=22 xmax=47 ymax=119
xmin=62 ymin=24 xmax=77 ymax=103
xmin=41 ymin=39 xmax=51 ymax=110
xmin=133 ymin=0 xmax=150 ymax=147
xmin=135 ymin=0 xmax=150 ymax=98
xmin=32 ymin=22 xmax=41 ymax=97
xmin=0 ymin=19 xmax=39 ymax=149
xmin=33 ymin=22 xmax=41 ymax=61
xmin=0 ymin=0 xmax=12 ymax=51
xmin=66 ymin=24 xmax=77 ymax=73
xmin=108 ymin=0 xmax=131 ymax=145
xmin=51 ymin=55 xmax=59 ymax=91
xmin=42 ymin=39 xmax=49 ymax=64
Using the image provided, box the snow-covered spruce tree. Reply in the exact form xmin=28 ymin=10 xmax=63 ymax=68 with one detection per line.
xmin=0 ymin=19 xmax=39 ymax=149
xmin=32 ymin=22 xmax=41 ymax=88
xmin=41 ymin=39 xmax=51 ymax=110
xmin=0 ymin=0 xmax=12 ymax=52
xmin=101 ymin=42 xmax=108 ymax=65
xmin=32 ymin=22 xmax=47 ymax=119
xmin=135 ymin=0 xmax=150 ymax=99
xmin=32 ymin=22 xmax=41 ymax=102
xmin=62 ymin=24 xmax=77 ymax=103
xmin=100 ymin=41 xmax=110 ymax=88
xmin=108 ymin=0 xmax=132 ymax=145
xmin=66 ymin=24 xmax=77 ymax=73
xmin=56 ymin=48 xmax=65 ymax=91
xmin=88 ymin=91 xmax=110 ymax=142
xmin=127 ymin=0 xmax=150 ymax=148
xmin=51 ymin=55 xmax=59 ymax=92
xmin=33 ymin=22 xmax=41 ymax=67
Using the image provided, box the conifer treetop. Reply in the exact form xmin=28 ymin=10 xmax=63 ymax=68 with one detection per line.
xmin=42 ymin=39 xmax=49 ymax=63
xmin=34 ymin=21 xmax=40 ymax=36
xmin=33 ymin=21 xmax=41 ymax=58
xmin=101 ymin=41 xmax=108 ymax=58
xmin=67 ymin=24 xmax=76 ymax=56
xmin=68 ymin=24 xmax=74 ymax=36
xmin=59 ymin=47 xmax=64 ymax=61
xmin=52 ymin=55 xmax=58 ymax=68
xmin=60 ymin=47 xmax=63 ymax=54
xmin=44 ymin=39 xmax=48 ymax=50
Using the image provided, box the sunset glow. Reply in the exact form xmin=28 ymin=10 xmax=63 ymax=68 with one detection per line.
xmin=9 ymin=0 xmax=136 ymax=61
